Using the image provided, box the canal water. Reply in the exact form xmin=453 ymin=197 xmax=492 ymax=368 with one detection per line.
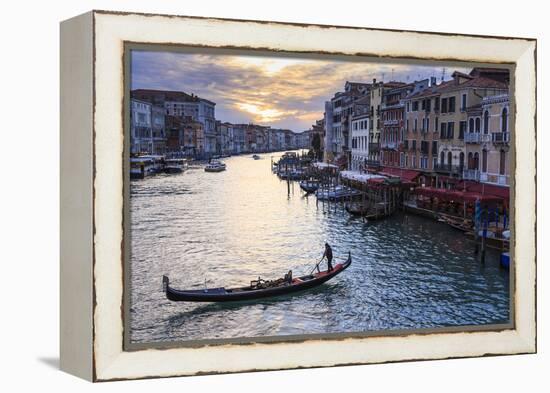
xmin=129 ymin=152 xmax=510 ymax=344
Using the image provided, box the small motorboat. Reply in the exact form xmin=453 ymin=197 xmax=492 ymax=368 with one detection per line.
xmin=299 ymin=180 xmax=319 ymax=193
xmin=252 ymin=154 xmax=260 ymax=160
xmin=278 ymin=169 xmax=305 ymax=180
xmin=163 ymin=252 xmax=351 ymax=302
xmin=204 ymin=160 xmax=226 ymax=172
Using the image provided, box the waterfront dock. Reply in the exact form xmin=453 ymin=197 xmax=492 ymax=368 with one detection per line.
xmin=271 ymin=156 xmax=510 ymax=253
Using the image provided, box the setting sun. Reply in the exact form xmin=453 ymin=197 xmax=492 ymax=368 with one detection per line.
xmin=236 ymin=103 xmax=288 ymax=123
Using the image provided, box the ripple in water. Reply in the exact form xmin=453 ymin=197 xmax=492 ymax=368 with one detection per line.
xmin=129 ymin=152 xmax=510 ymax=344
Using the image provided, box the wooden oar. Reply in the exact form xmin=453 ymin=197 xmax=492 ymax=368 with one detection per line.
xmin=309 ymin=256 xmax=325 ymax=275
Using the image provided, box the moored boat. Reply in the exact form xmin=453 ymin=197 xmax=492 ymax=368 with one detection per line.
xmin=252 ymin=154 xmax=260 ymax=160
xmin=163 ymin=252 xmax=352 ymax=302
xmin=130 ymin=156 xmax=155 ymax=179
xmin=344 ymin=201 xmax=391 ymax=220
xmin=500 ymin=252 xmax=510 ymax=270
xmin=164 ymin=158 xmax=188 ymax=174
xmin=299 ymin=180 xmax=319 ymax=193
xmin=464 ymin=229 xmax=510 ymax=250
xmin=316 ymin=186 xmax=361 ymax=201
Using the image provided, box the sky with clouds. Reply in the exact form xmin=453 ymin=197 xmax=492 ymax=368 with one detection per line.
xmin=131 ymin=50 xmax=470 ymax=131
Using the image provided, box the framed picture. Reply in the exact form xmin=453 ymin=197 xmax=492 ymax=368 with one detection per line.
xmin=60 ymin=10 xmax=537 ymax=381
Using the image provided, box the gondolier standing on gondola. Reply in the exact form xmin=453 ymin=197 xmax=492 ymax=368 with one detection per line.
xmin=322 ymin=242 xmax=334 ymax=272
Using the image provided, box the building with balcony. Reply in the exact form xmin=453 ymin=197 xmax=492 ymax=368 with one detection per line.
xmin=435 ymin=70 xmax=508 ymax=178
xmin=402 ymin=78 xmax=438 ymax=172
xmin=216 ymin=122 xmax=234 ymax=155
xmin=463 ymin=94 xmax=510 ymax=186
xmin=324 ymin=82 xmax=370 ymax=163
xmin=350 ymin=114 xmax=369 ymax=171
xmin=380 ymin=82 xmax=413 ymax=168
xmin=232 ymin=125 xmax=245 ymax=154
xmin=151 ymin=105 xmax=167 ymax=154
xmin=131 ymin=89 xmax=217 ymax=155
xmin=365 ymin=80 xmax=408 ymax=166
xmin=130 ymin=98 xmax=153 ymax=154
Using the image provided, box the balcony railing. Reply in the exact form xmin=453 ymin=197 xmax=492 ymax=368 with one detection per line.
xmin=463 ymin=169 xmax=480 ymax=181
xmin=434 ymin=164 xmax=463 ymax=175
xmin=464 ymin=133 xmax=480 ymax=143
xmin=383 ymin=119 xmax=399 ymax=126
xmin=365 ymin=159 xmax=381 ymax=167
xmin=382 ymin=141 xmax=397 ymax=149
xmin=480 ymin=172 xmax=510 ymax=186
xmin=369 ymin=142 xmax=380 ymax=151
xmin=492 ymin=132 xmax=510 ymax=144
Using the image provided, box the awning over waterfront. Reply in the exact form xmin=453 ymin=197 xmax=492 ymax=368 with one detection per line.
xmin=415 ymin=186 xmax=504 ymax=204
xmin=313 ymin=162 xmax=339 ymax=169
xmin=340 ymin=170 xmax=386 ymax=183
xmin=377 ymin=167 xmax=421 ymax=182
xmin=459 ymin=180 xmax=510 ymax=200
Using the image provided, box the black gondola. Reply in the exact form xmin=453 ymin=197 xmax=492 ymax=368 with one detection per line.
xmin=163 ymin=252 xmax=351 ymax=302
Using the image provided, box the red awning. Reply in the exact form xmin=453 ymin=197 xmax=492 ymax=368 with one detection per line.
xmin=461 ymin=192 xmax=503 ymax=204
xmin=378 ymin=166 xmax=421 ymax=182
xmin=460 ymin=181 xmax=510 ymax=200
xmin=416 ymin=186 xmax=504 ymax=204
xmin=415 ymin=187 xmax=447 ymax=198
xmin=367 ymin=177 xmax=386 ymax=185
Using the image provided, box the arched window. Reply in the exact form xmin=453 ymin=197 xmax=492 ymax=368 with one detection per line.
xmin=447 ymin=151 xmax=453 ymax=169
xmin=483 ymin=111 xmax=489 ymax=134
xmin=469 ymin=118 xmax=474 ymax=133
xmin=475 ymin=117 xmax=481 ymax=133
xmin=459 ymin=152 xmax=465 ymax=169
xmin=440 ymin=151 xmax=445 ymax=166
xmin=468 ymin=152 xmax=474 ymax=169
xmin=474 ymin=152 xmax=479 ymax=170
xmin=502 ymin=107 xmax=508 ymax=133
xmin=500 ymin=150 xmax=506 ymax=175
xmin=482 ymin=149 xmax=488 ymax=172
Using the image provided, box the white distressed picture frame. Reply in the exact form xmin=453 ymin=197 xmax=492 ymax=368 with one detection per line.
xmin=60 ymin=10 xmax=536 ymax=381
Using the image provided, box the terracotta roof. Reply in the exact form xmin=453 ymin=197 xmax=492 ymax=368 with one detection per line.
xmin=383 ymin=81 xmax=408 ymax=89
xmin=437 ymin=76 xmax=508 ymax=92
xmin=469 ymin=67 xmax=510 ymax=76
xmin=452 ymin=71 xmax=473 ymax=80
xmin=131 ymin=89 xmax=195 ymax=101
xmin=131 ymin=89 xmax=216 ymax=105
